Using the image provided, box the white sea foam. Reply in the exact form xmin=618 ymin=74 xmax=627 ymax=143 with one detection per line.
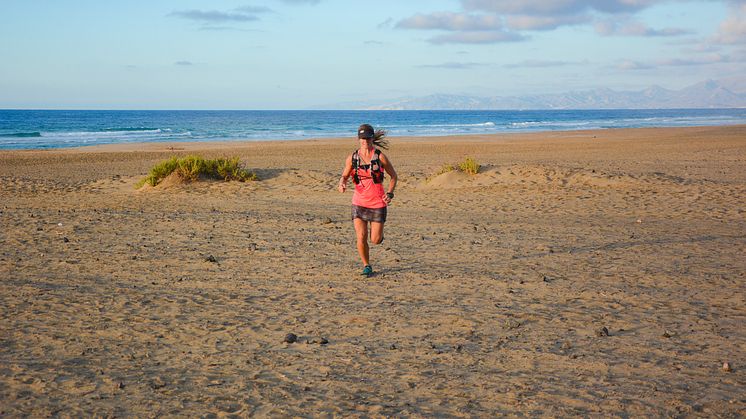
xmin=2 ymin=109 xmax=745 ymax=150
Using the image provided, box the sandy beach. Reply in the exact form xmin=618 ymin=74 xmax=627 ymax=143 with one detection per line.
xmin=1 ymin=125 xmax=745 ymax=416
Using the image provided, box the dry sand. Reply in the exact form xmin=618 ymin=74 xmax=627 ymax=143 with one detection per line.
xmin=1 ymin=125 xmax=745 ymax=417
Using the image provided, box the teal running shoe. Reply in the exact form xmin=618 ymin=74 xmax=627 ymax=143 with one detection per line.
xmin=361 ymin=265 xmax=373 ymax=277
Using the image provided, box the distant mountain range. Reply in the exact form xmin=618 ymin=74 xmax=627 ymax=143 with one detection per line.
xmin=323 ymin=80 xmax=746 ymax=110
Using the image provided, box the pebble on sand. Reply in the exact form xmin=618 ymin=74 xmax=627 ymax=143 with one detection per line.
xmin=306 ymin=337 xmax=329 ymax=345
xmin=284 ymin=333 xmax=298 ymax=343
xmin=722 ymin=362 xmax=732 ymax=372
xmin=596 ymin=326 xmax=610 ymax=337
xmin=504 ymin=319 xmax=521 ymax=330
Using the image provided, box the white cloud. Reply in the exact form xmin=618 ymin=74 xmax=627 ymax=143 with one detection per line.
xmin=712 ymin=3 xmax=746 ymax=44
xmin=657 ymin=53 xmax=731 ymax=66
xmin=617 ymin=59 xmax=655 ymax=70
xmin=417 ymin=62 xmax=489 ymax=69
xmin=505 ymin=14 xmax=590 ymax=30
xmin=504 ymin=59 xmax=586 ymax=68
xmin=595 ymin=19 xmax=693 ymax=37
xmin=395 ymin=11 xmax=526 ymax=44
xmin=395 ymin=0 xmax=701 ymax=44
xmin=429 ymin=31 xmax=526 ymax=44
xmin=396 ymin=12 xmax=504 ymax=31
xmin=461 ymin=0 xmax=659 ymax=15
xmin=377 ymin=18 xmax=394 ymax=29
xmin=169 ymin=9 xmax=261 ymax=23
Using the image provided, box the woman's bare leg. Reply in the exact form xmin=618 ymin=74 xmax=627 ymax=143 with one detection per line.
xmin=353 ymin=218 xmax=370 ymax=266
xmin=370 ymin=222 xmax=384 ymax=245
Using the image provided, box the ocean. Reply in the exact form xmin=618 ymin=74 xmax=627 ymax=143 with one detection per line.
xmin=1 ymin=109 xmax=745 ymax=150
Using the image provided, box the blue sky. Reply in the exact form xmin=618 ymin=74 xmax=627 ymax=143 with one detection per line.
xmin=1 ymin=0 xmax=744 ymax=109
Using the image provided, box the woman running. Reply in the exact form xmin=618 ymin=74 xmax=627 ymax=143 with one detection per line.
xmin=338 ymin=124 xmax=398 ymax=277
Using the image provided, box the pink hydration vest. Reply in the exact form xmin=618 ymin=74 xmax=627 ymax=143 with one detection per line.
xmin=351 ymin=149 xmax=386 ymax=209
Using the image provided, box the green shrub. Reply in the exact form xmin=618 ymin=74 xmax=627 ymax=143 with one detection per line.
xmin=434 ymin=163 xmax=456 ymax=176
xmin=137 ymin=155 xmax=257 ymax=187
xmin=428 ymin=157 xmax=481 ymax=181
xmin=458 ymin=157 xmax=481 ymax=175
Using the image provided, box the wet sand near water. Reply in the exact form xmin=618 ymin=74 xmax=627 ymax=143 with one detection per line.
xmin=1 ymin=125 xmax=745 ymax=416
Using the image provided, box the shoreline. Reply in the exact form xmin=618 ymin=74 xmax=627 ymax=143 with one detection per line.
xmin=1 ymin=124 xmax=744 ymax=154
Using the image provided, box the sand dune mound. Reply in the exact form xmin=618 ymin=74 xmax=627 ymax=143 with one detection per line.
xmin=420 ymin=164 xmax=700 ymax=189
xmin=420 ymin=170 xmax=472 ymax=189
xmin=259 ymin=169 xmax=337 ymax=192
xmin=137 ymin=172 xmax=230 ymax=192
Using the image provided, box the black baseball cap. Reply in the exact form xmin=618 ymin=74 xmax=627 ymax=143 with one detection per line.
xmin=358 ymin=124 xmax=375 ymax=139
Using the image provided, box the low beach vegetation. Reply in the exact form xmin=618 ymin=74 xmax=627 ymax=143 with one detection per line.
xmin=431 ymin=157 xmax=481 ymax=179
xmin=136 ymin=155 xmax=257 ymax=187
xmin=458 ymin=157 xmax=481 ymax=175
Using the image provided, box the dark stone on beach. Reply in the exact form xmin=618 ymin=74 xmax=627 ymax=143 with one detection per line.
xmin=596 ymin=326 xmax=610 ymax=337
xmin=117 ymin=382 xmax=125 ymax=390
xmin=389 ymin=343 xmax=398 ymax=350
xmin=542 ymin=275 xmax=552 ymax=282
xmin=662 ymin=330 xmax=673 ymax=338
xmin=284 ymin=333 xmax=298 ymax=343
xmin=205 ymin=255 xmax=218 ymax=263
xmin=150 ymin=377 xmax=166 ymax=390
xmin=63 ymin=237 xmax=69 ymax=243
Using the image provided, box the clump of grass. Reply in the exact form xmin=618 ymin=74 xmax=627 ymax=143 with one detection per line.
xmin=429 ymin=157 xmax=481 ymax=180
xmin=434 ymin=163 xmax=456 ymax=176
xmin=136 ymin=155 xmax=257 ymax=188
xmin=458 ymin=157 xmax=481 ymax=175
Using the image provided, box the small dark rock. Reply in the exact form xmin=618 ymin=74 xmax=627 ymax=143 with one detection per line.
xmin=504 ymin=319 xmax=521 ymax=330
xmin=542 ymin=275 xmax=551 ymax=282
xmin=596 ymin=326 xmax=610 ymax=337
xmin=662 ymin=330 xmax=673 ymax=338
xmin=150 ymin=377 xmax=166 ymax=390
xmin=63 ymin=237 xmax=70 ymax=243
xmin=284 ymin=333 xmax=298 ymax=343
xmin=205 ymin=255 xmax=218 ymax=263
xmin=389 ymin=343 xmax=398 ymax=350
xmin=117 ymin=382 xmax=125 ymax=390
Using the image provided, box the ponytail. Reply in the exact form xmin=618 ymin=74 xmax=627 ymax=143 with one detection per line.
xmin=373 ymin=129 xmax=389 ymax=150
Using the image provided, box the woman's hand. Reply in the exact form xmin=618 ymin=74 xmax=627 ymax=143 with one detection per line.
xmin=383 ymin=191 xmax=394 ymax=204
xmin=338 ymin=177 xmax=347 ymax=193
